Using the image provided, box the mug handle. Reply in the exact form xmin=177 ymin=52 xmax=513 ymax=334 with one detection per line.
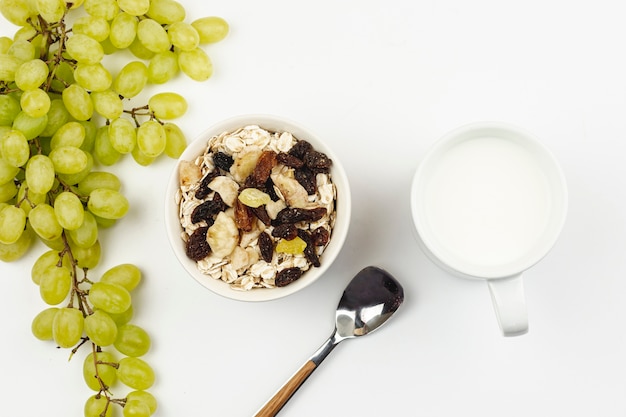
xmin=487 ymin=274 xmax=528 ymax=336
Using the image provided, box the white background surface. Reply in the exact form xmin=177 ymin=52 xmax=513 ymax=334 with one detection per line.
xmin=2 ymin=0 xmax=626 ymax=416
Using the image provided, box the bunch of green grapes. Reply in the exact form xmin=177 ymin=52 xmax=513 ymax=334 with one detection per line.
xmin=0 ymin=0 xmax=229 ymax=416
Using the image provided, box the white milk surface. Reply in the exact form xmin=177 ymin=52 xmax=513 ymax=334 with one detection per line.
xmin=424 ymin=136 xmax=551 ymax=268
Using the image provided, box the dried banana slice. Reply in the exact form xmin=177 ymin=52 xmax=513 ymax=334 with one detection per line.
xmin=207 ymin=212 xmax=239 ymax=258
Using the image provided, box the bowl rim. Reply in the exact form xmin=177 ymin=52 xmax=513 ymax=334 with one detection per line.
xmin=164 ymin=113 xmax=351 ymax=302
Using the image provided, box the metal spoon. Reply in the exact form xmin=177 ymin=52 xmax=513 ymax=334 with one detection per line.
xmin=254 ymin=266 xmax=404 ymax=417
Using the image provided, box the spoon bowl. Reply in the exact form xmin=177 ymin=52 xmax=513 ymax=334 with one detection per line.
xmin=254 ymin=266 xmax=404 ymax=417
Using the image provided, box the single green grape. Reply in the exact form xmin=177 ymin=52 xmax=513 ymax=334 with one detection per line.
xmin=14 ymin=58 xmax=49 ymax=90
xmin=148 ymin=92 xmax=187 ymax=120
xmin=0 ymin=54 xmax=21 ymax=82
xmin=91 ymin=90 xmax=124 ymax=120
xmin=65 ymin=33 xmax=104 ymax=64
xmin=117 ymin=0 xmax=149 ymax=16
xmin=69 ymin=239 xmax=101 ymax=269
xmin=146 ymin=0 xmax=185 ymax=25
xmin=192 ymin=16 xmax=229 ymax=44
xmin=131 ymin=145 xmax=156 ymax=166
xmin=101 ymin=263 xmax=142 ymax=291
xmin=163 ymin=122 xmax=186 ymax=159
xmin=53 ymin=191 xmax=85 ymax=230
xmin=36 ymin=0 xmax=66 ymax=23
xmin=50 ymin=121 xmax=86 ymax=149
xmin=84 ymin=309 xmax=118 ymax=347
xmin=94 ymin=126 xmax=122 ymax=166
xmin=109 ymin=12 xmax=138 ymax=49
xmin=0 ymin=157 xmax=19 ymax=184
xmin=57 ymin=151 xmax=93 ymax=185
xmin=83 ymin=350 xmax=117 ymax=391
xmin=0 ymin=204 xmax=26 ymax=245
xmin=147 ymin=51 xmax=178 ymax=84
xmin=20 ymin=88 xmax=51 ymax=118
xmin=126 ymin=391 xmax=157 ymax=415
xmin=74 ymin=63 xmax=112 ymax=92
xmin=31 ymin=307 xmax=59 ymax=340
xmin=117 ymin=357 xmax=155 ymax=390
xmin=72 ymin=15 xmax=110 ymax=42
xmin=114 ymin=324 xmax=151 ymax=357
xmin=112 ymin=60 xmax=148 ymax=98
xmin=40 ymin=99 xmax=71 ymax=137
xmin=25 ymin=154 xmax=56 ymax=194
xmin=108 ymin=117 xmax=137 ymax=154
xmin=49 ymin=145 xmax=89 ymax=175
xmin=0 ymin=94 xmax=20 ymax=125
xmin=89 ymin=281 xmax=132 ymax=314
xmin=167 ymin=21 xmax=199 ymax=51
xmin=1 ymin=129 xmax=30 ymax=167
xmin=29 ymin=203 xmax=63 ymax=241
xmin=178 ymin=47 xmax=213 ymax=81
xmin=107 ymin=304 xmax=134 ymax=326
xmin=0 ymin=0 xmax=37 ymax=26
xmin=88 ymin=188 xmax=129 ymax=219
xmin=67 ymin=210 xmax=98 ymax=248
xmin=83 ymin=0 xmax=119 ymax=20
xmin=137 ymin=18 xmax=171 ymax=53
xmin=52 ymin=307 xmax=84 ymax=348
xmin=123 ymin=399 xmax=151 ymax=417
xmin=0 ymin=179 xmax=17 ymax=202
xmin=62 ymin=84 xmax=94 ymax=121
xmin=7 ymin=39 xmax=36 ymax=61
xmin=31 ymin=249 xmax=69 ymax=285
xmin=39 ymin=264 xmax=72 ymax=305
xmin=79 ymin=120 xmax=98 ymax=153
xmin=0 ymin=221 xmax=33 ymax=261
xmin=77 ymin=171 xmax=121 ymax=195
xmin=12 ymin=111 xmax=48 ymax=140
xmin=136 ymin=120 xmax=166 ymax=158
xmin=84 ymin=395 xmax=114 ymax=417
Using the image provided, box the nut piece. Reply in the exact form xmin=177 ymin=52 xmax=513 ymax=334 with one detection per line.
xmin=179 ymin=160 xmax=202 ymax=187
xmin=207 ymin=211 xmax=240 ymax=258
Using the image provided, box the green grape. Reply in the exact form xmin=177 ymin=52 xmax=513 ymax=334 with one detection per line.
xmin=112 ymin=60 xmax=148 ymax=98
xmin=67 ymin=210 xmax=98 ymax=248
xmin=52 ymin=307 xmax=84 ymax=348
xmin=51 ymin=121 xmax=85 ymax=149
xmin=0 ymin=0 xmax=37 ymax=26
xmin=123 ymin=399 xmax=151 ymax=417
xmin=146 ymin=0 xmax=185 ymax=24
xmin=89 ymin=281 xmax=131 ymax=314
xmin=192 ymin=16 xmax=230 ymax=44
xmin=14 ymin=58 xmax=49 ymax=91
xmin=29 ymin=203 xmax=63 ymax=241
xmin=130 ymin=145 xmax=156 ymax=166
xmin=73 ymin=15 xmax=110 ymax=42
xmin=118 ymin=0 xmax=149 ymax=16
xmin=17 ymin=180 xmax=47 ymax=213
xmin=83 ymin=350 xmax=117 ymax=391
xmin=49 ymin=146 xmax=89 ymax=174
xmin=0 ymin=94 xmax=20 ymax=125
xmin=31 ymin=249 xmax=69 ymax=285
xmin=14 ymin=25 xmax=38 ymax=42
xmin=137 ymin=18 xmax=171 ymax=53
xmin=31 ymin=307 xmax=59 ymax=340
xmin=0 ymin=220 xmax=33 ymax=261
xmin=74 ymin=63 xmax=112 ymax=92
xmin=84 ymin=309 xmax=117 ymax=346
xmin=108 ymin=117 xmax=136 ymax=154
xmin=25 ymin=154 xmax=55 ymax=194
xmin=12 ymin=111 xmax=48 ymax=140
xmin=39 ymin=264 xmax=72 ymax=305
xmin=20 ymin=88 xmax=51 ymax=118
xmin=0 ymin=36 xmax=10 ymax=53
xmin=0 ymin=54 xmax=21 ymax=82
xmin=100 ymin=37 xmax=118 ymax=55
xmin=108 ymin=304 xmax=133 ymax=326
xmin=178 ymin=47 xmax=213 ymax=81
xmin=57 ymin=151 xmax=93 ymax=185
xmin=7 ymin=39 xmax=36 ymax=62
xmin=54 ymin=60 xmax=75 ymax=86
xmin=70 ymin=239 xmax=101 ymax=269
xmin=167 ymin=22 xmax=199 ymax=51
xmin=128 ymin=37 xmax=155 ymax=60
xmin=163 ymin=122 xmax=186 ymax=158
xmin=62 ymin=84 xmax=94 ymax=121
xmin=117 ymin=357 xmax=155 ymax=390
xmin=0 ymin=180 xmax=17 ymax=202
xmin=115 ymin=324 xmax=150 ymax=357
xmin=101 ymin=263 xmax=141 ymax=291
xmin=91 ymin=90 xmax=123 ymax=119
xmin=126 ymin=391 xmax=157 ymax=415
xmin=40 ymin=235 xmax=65 ymax=251
xmin=94 ymin=126 xmax=122 ymax=165
xmin=79 ymin=120 xmax=98 ymax=153
xmin=83 ymin=0 xmax=118 ymax=20
xmin=65 ymin=34 xmax=104 ymax=65
xmin=0 ymin=204 xmax=26 ymax=244
xmin=0 ymin=129 xmax=29 ymax=167
xmin=84 ymin=395 xmax=114 ymax=417
xmin=40 ymin=99 xmax=71 ymax=137
xmin=53 ymin=190 xmax=85 ymax=230
xmin=148 ymin=92 xmax=187 ymax=120
xmin=0 ymin=157 xmax=19 ymax=185
xmin=77 ymin=171 xmax=121 ymax=195
xmin=147 ymin=51 xmax=178 ymax=84
xmin=109 ymin=12 xmax=138 ymax=49
xmin=36 ymin=0 xmax=66 ymax=23
xmin=88 ymin=188 xmax=129 ymax=219
xmin=136 ymin=120 xmax=166 ymax=158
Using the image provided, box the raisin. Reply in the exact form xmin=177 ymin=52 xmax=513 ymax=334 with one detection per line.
xmin=277 ymin=152 xmax=304 ymax=168
xmin=288 ymin=140 xmax=312 ymax=160
xmin=264 ymin=177 xmax=280 ymax=201
xmin=190 ymin=192 xmax=226 ymax=224
xmin=275 ymin=267 xmax=303 ymax=287
xmin=274 ymin=207 xmax=327 ymax=225
xmin=294 ymin=166 xmax=317 ymax=195
xmin=185 ymin=226 xmax=211 ymax=261
xmin=213 ymin=151 xmax=234 ymax=171
xmin=234 ymin=198 xmax=255 ymax=232
xmin=271 ymin=223 xmax=298 ymax=240
xmin=246 ymin=150 xmax=277 ymax=187
xmin=311 ymin=226 xmax=330 ymax=246
xmin=258 ymin=231 xmax=274 ymax=263
xmin=195 ymin=170 xmax=220 ymax=200
xmin=298 ymin=229 xmax=320 ymax=267
xmin=304 ymin=150 xmax=332 ymax=173
xmin=251 ymin=205 xmax=271 ymax=226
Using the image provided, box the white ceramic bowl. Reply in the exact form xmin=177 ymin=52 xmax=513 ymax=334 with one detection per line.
xmin=164 ymin=114 xmax=351 ymax=302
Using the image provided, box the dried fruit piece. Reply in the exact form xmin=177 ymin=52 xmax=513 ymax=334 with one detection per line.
xmin=304 ymin=150 xmax=332 ymax=172
xmin=311 ymin=226 xmax=330 ymax=246
xmin=246 ymin=150 xmax=277 ymax=187
xmin=230 ymin=145 xmax=262 ymax=182
xmin=275 ymin=267 xmax=303 ymax=287
xmin=275 ymin=236 xmax=307 ymax=254
xmin=190 ymin=193 xmax=226 ymax=224
xmin=274 ymin=207 xmax=327 ymax=225
xmin=208 ymin=175 xmax=239 ymax=207
xmin=271 ymin=172 xmax=309 ymax=208
xmin=298 ymin=229 xmax=320 ymax=267
xmin=185 ymin=226 xmax=211 ymax=261
xmin=207 ymin=212 xmax=239 ymax=258
xmin=276 ymin=152 xmax=304 ymax=168
xmin=195 ymin=170 xmax=220 ymax=200
xmin=213 ymin=151 xmax=234 ymax=171
xmin=271 ymin=223 xmax=298 ymax=240
xmin=258 ymin=231 xmax=274 ymax=263
xmin=288 ymin=140 xmax=312 ymax=160
xmin=234 ymin=199 xmax=255 ymax=232
xmin=179 ymin=160 xmax=202 ymax=187
xmin=238 ymin=188 xmax=271 ymax=208
xmin=250 ymin=205 xmax=271 ymax=225
xmin=294 ymin=166 xmax=317 ymax=195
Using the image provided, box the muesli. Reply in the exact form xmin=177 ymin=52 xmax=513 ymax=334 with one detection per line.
xmin=176 ymin=125 xmax=336 ymax=290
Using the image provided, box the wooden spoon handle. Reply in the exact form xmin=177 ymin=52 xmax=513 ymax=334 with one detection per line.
xmin=254 ymin=360 xmax=317 ymax=417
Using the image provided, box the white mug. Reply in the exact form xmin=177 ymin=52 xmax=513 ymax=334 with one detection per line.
xmin=410 ymin=122 xmax=568 ymax=336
